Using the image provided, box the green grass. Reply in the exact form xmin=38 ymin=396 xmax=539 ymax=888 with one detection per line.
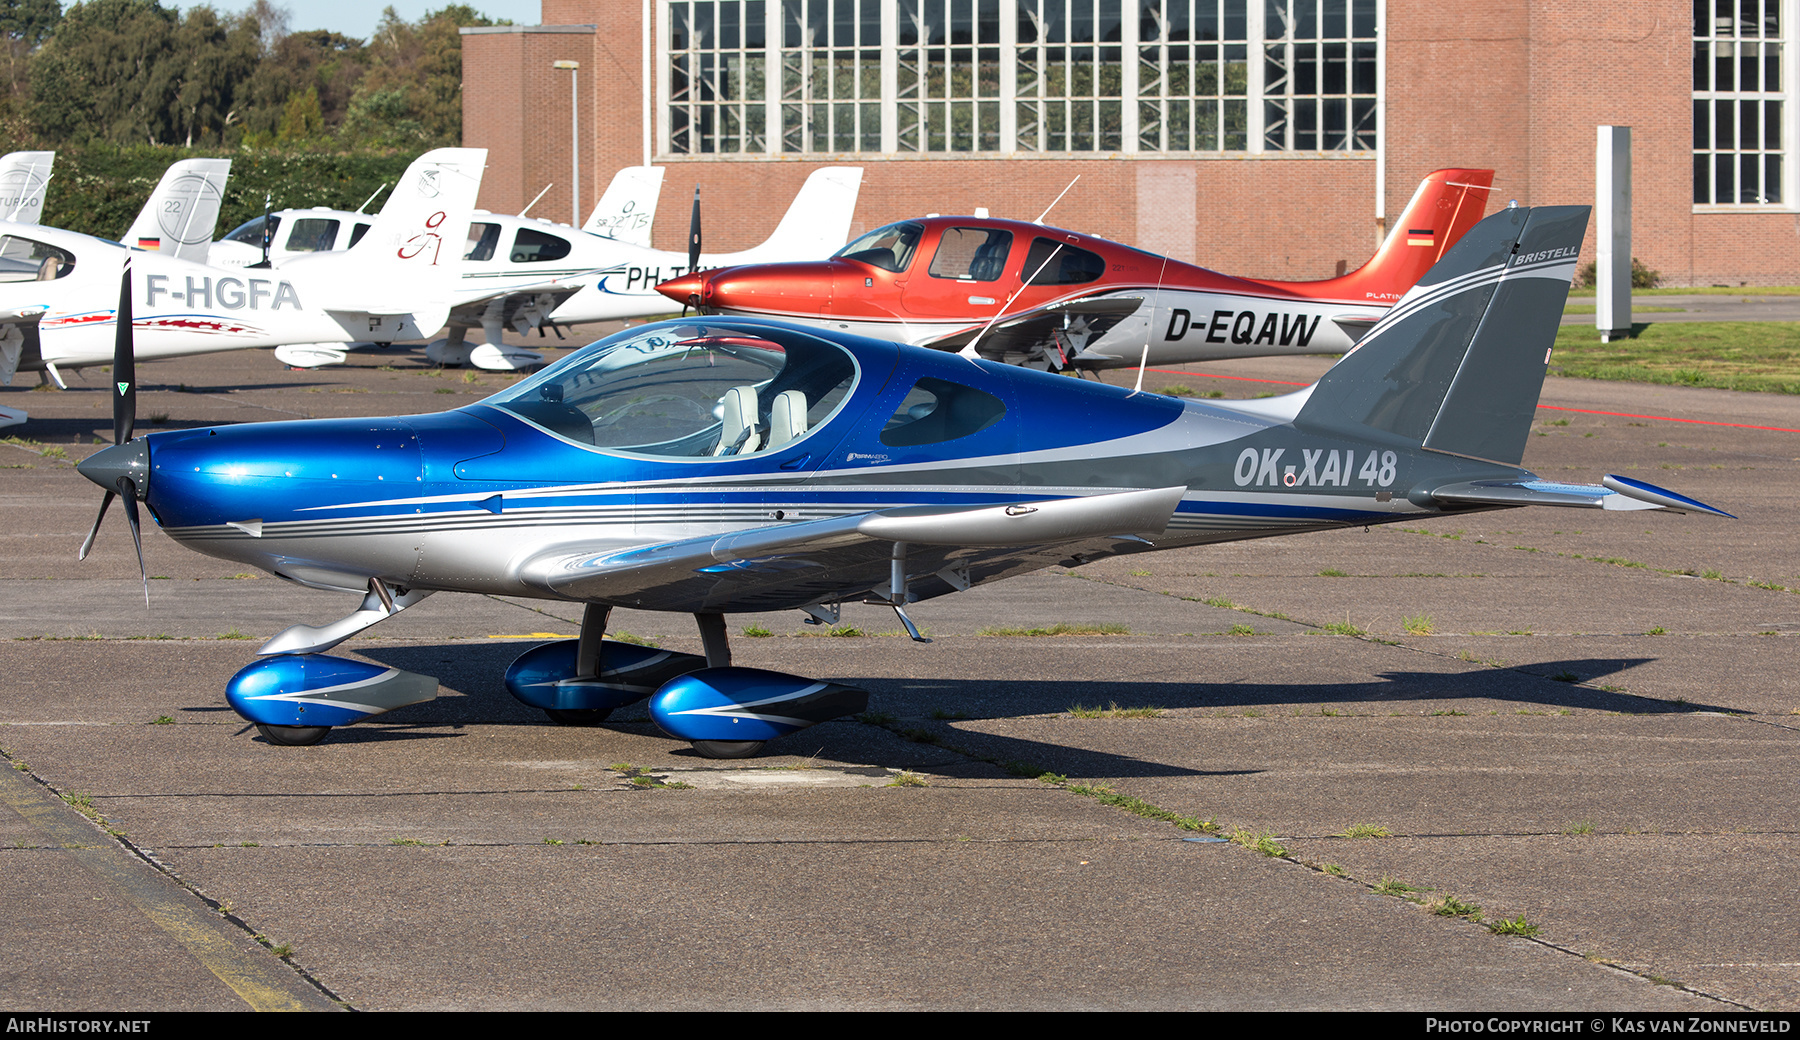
xmin=1227 ymin=827 xmax=1288 ymax=857
xmin=1068 ymin=702 xmax=1163 ymax=719
xmin=978 ymin=622 xmax=1128 ymax=637
xmin=1338 ymin=823 xmax=1392 ymax=839
xmin=1430 ymin=895 xmax=1485 ymax=921
xmin=1568 ymin=285 xmax=1800 ymax=296
xmin=1488 ymin=915 xmax=1541 ymax=937
xmin=1403 ymin=613 xmax=1435 ymax=636
xmin=1064 ymin=782 xmax=1219 ymax=833
xmin=1550 ymin=322 xmax=1800 ymax=394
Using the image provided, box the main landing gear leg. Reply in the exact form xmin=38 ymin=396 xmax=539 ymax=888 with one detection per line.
xmin=543 ymin=605 xmax=614 ymax=726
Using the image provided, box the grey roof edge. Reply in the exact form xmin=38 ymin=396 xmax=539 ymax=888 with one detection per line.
xmin=460 ymin=24 xmax=597 ymax=34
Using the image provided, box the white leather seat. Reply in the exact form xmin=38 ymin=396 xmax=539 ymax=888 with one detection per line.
xmin=767 ymin=390 xmax=808 ymax=448
xmin=714 ymin=385 xmax=761 ymax=456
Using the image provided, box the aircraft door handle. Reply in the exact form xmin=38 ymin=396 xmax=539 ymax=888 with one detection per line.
xmin=779 ymin=453 xmax=811 ymax=471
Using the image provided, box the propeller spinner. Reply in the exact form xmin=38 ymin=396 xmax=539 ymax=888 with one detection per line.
xmin=75 ymin=257 xmax=151 ymax=605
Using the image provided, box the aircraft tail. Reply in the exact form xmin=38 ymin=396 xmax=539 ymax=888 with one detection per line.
xmin=583 ymin=166 xmax=664 ymax=247
xmin=325 ymin=147 xmax=488 ymax=336
xmin=122 ymin=158 xmax=230 ymax=263
xmin=1294 ymin=204 xmax=1589 ymax=467
xmin=739 ymin=167 xmax=864 ymax=261
xmin=0 ymin=151 xmax=53 ymax=224
xmin=1257 ymin=169 xmax=1494 ymax=303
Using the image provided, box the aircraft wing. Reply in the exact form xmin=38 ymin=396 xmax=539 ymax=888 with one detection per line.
xmin=928 ymin=294 xmax=1144 ymax=368
xmin=0 ymin=306 xmax=45 ymax=386
xmin=515 ymin=485 xmax=1186 ymax=612
xmin=445 ymin=276 xmax=594 ymax=334
xmin=1429 ymin=475 xmax=1734 ymax=517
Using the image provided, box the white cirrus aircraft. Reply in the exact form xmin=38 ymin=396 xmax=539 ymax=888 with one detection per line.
xmin=0 ymin=148 xmax=487 ymax=429
xmin=204 ymin=165 xmax=863 ymax=372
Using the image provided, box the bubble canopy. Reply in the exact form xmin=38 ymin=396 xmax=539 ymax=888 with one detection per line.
xmin=481 ymin=323 xmax=861 ymax=459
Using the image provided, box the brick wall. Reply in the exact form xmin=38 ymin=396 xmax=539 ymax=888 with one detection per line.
xmin=464 ymin=0 xmax=1800 ymax=287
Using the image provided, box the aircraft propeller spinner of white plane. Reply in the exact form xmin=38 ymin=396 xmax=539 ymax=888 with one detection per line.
xmin=0 ymin=151 xmax=54 ymax=224
xmin=205 ymin=165 xmax=864 ymax=372
xmin=0 ymin=148 xmax=488 ymax=429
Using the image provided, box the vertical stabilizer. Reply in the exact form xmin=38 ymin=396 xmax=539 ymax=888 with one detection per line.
xmin=1256 ymin=169 xmax=1495 ymax=302
xmin=583 ymin=166 xmax=664 ymax=247
xmin=0 ymin=151 xmax=53 ymax=224
xmin=316 ymin=147 xmax=487 ymax=338
xmin=739 ymin=167 xmax=865 ymax=261
xmin=1296 ymin=205 xmax=1589 ymax=466
xmin=123 ymin=158 xmax=230 ymax=262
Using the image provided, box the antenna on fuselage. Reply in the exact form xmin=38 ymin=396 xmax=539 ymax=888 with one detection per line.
xmin=1130 ymin=253 xmax=1171 ymax=395
xmin=518 ymin=183 xmax=554 ymax=219
xmin=356 ymin=182 xmax=390 ymax=214
xmin=1033 ymin=176 xmax=1080 ymax=225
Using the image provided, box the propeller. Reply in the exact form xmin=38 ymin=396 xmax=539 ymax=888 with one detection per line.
xmin=75 ymin=257 xmax=150 ymax=606
xmin=682 ymin=186 xmax=704 ymax=316
xmin=687 ymin=185 xmax=702 ymax=276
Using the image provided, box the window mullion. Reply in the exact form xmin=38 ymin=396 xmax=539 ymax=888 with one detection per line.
xmin=1001 ymin=0 xmax=1018 ymax=151
xmin=1246 ymin=0 xmax=1264 ymax=153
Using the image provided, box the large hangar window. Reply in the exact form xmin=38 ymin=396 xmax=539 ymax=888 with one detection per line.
xmin=660 ymin=0 xmax=1380 ymax=156
xmin=1694 ymin=0 xmax=1788 ymax=206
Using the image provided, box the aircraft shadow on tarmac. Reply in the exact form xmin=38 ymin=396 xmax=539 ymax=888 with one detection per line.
xmin=222 ymin=646 xmax=1723 ymax=777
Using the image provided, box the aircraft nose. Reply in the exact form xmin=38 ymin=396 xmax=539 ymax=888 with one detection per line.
xmin=77 ymin=439 xmax=149 ymax=497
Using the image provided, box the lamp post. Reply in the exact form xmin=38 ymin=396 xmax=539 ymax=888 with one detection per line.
xmin=553 ymin=60 xmax=580 ymax=225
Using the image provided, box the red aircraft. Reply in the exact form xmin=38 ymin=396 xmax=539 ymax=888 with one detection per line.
xmin=658 ymin=169 xmax=1494 ymax=372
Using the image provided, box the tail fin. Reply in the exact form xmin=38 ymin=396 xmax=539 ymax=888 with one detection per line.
xmin=123 ymin=158 xmax=230 ymax=262
xmin=583 ymin=166 xmax=664 ymax=247
xmin=1257 ymin=169 xmax=1494 ymax=302
xmin=0 ymin=151 xmax=53 ymax=224
xmin=737 ymin=167 xmax=864 ymax=261
xmin=1295 ymin=204 xmax=1590 ymax=467
xmin=324 ymin=147 xmax=488 ymax=335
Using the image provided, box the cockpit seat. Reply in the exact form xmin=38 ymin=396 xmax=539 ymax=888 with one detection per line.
xmin=767 ymin=390 xmax=808 ymax=448
xmin=714 ymin=385 xmax=761 ymax=456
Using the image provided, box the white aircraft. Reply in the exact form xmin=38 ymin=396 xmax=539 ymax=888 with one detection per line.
xmin=201 ymin=165 xmax=672 ymax=371
xmin=202 ymin=165 xmax=863 ymax=371
xmin=0 ymin=148 xmax=487 ymax=429
xmin=0 ymin=152 xmax=54 ymax=224
xmin=209 ymin=164 xmax=668 ymax=270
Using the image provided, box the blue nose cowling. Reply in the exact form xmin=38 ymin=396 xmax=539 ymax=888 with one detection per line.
xmin=76 ymin=439 xmax=149 ymax=496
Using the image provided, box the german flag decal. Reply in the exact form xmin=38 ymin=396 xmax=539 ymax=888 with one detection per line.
xmin=1406 ymin=228 xmax=1435 ymax=247
xmin=135 ymin=237 xmax=160 ymax=250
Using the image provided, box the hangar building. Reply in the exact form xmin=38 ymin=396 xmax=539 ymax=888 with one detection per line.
xmin=462 ymin=0 xmax=1796 ymax=286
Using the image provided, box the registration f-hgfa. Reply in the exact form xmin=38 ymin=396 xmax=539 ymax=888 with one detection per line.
xmin=77 ymin=204 xmax=1731 ymax=757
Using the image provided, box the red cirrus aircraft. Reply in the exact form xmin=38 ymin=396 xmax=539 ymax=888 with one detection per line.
xmin=658 ymin=169 xmax=1493 ymax=373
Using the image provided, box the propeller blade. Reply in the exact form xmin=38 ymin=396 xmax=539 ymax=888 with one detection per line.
xmin=686 ymin=185 xmax=701 ymax=278
xmin=113 ymin=258 xmax=134 ymax=446
xmin=117 ymin=478 xmax=147 ymax=607
xmin=77 ymin=490 xmax=115 ymax=561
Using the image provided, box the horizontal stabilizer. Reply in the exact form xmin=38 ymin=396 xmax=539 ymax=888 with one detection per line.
xmin=1429 ymin=476 xmax=1733 ymax=517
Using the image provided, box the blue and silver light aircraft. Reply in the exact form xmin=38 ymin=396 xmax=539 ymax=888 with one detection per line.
xmin=75 ymin=203 xmax=1732 ymax=757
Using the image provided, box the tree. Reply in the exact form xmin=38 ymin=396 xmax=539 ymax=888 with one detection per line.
xmin=341 ymin=5 xmax=495 ymax=148
xmin=0 ymin=0 xmax=61 ymax=132
xmin=29 ymin=0 xmax=180 ymax=145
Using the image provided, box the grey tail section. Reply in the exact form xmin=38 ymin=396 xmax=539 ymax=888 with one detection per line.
xmin=1294 ymin=205 xmax=1590 ymax=466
